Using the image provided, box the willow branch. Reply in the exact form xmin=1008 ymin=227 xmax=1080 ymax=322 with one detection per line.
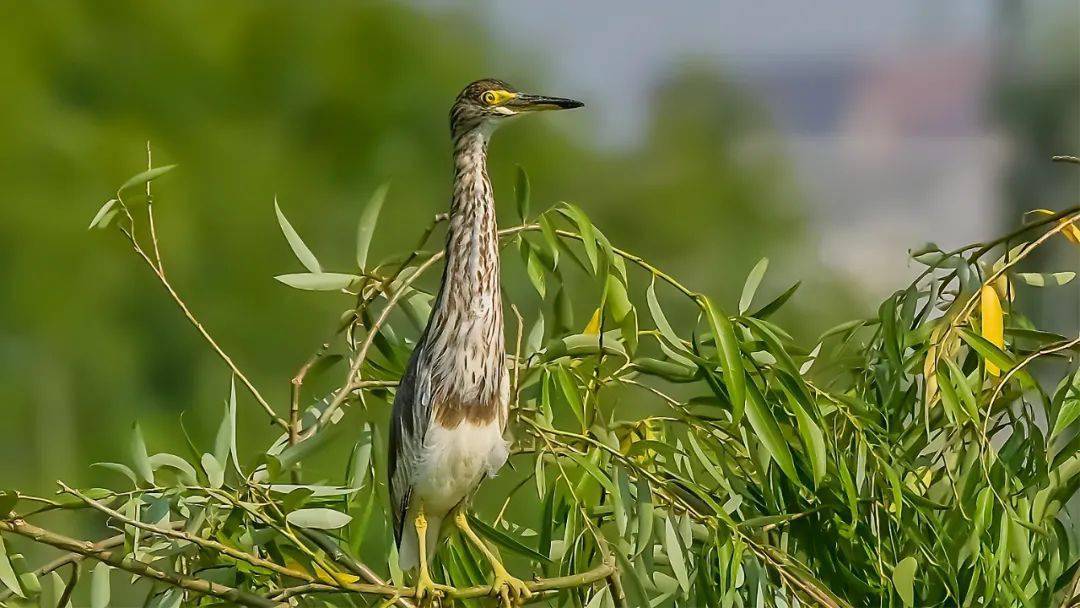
xmin=116 ymin=219 xmax=287 ymax=430
xmin=0 ymin=519 xmax=279 ymax=608
xmin=58 ymin=483 xmax=314 ymax=584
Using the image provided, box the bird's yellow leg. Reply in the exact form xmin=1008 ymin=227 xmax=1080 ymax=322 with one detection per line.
xmin=413 ymin=504 xmax=453 ymax=605
xmin=453 ymin=507 xmax=533 ymax=607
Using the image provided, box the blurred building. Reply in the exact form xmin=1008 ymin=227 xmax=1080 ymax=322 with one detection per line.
xmin=738 ymin=44 xmax=1006 ymax=294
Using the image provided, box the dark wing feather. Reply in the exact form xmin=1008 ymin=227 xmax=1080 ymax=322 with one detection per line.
xmin=388 ymin=337 xmax=433 ymax=544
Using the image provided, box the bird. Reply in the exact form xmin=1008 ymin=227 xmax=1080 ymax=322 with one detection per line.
xmin=387 ymin=79 xmax=582 ymax=606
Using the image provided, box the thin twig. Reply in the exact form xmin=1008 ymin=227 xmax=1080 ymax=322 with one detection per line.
xmin=58 ymin=483 xmax=316 ymax=584
xmin=56 ymin=563 xmax=79 ymax=608
xmin=0 ymin=519 xmax=279 ymax=608
xmin=115 ymin=222 xmax=287 ymax=430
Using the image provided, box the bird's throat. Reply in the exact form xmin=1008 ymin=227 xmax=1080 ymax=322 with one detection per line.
xmin=426 ymin=129 xmax=506 ymax=426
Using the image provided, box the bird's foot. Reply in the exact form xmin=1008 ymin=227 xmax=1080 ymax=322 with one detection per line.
xmin=414 ymin=570 xmax=453 ymax=606
xmin=489 ymin=566 xmax=532 ymax=607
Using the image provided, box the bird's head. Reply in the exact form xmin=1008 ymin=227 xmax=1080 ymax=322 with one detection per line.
xmin=450 ymin=79 xmax=583 ymax=140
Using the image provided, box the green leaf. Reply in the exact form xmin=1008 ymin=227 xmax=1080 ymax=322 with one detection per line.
xmin=892 ymin=556 xmax=918 ymax=606
xmin=148 ymin=588 xmax=181 ymax=608
xmin=286 ymin=507 xmax=352 ymax=529
xmin=0 ymin=491 xmax=17 ymax=517
xmin=467 ymin=514 xmax=553 ymax=564
xmin=356 ymin=183 xmax=389 ymax=269
xmin=1052 ymin=392 xmax=1080 ymax=441
xmin=200 ymin=453 xmax=224 ymax=489
xmin=0 ymin=537 xmax=23 ymax=598
xmin=91 ymin=462 xmax=137 ymax=485
xmin=1015 ymin=271 xmax=1075 ymax=287
xmin=275 ymin=273 xmax=361 ymax=291
xmin=635 ymin=477 xmax=654 ymax=558
xmin=958 ymin=328 xmax=1036 ymax=388
xmin=745 ymin=383 xmax=799 ymax=483
xmin=560 ymin=202 xmax=599 ymax=273
xmin=646 ymin=278 xmax=691 ymax=358
xmin=274 ymin=197 xmax=322 ymax=273
xmin=562 ymin=450 xmax=616 ymax=495
xmin=148 ymin=453 xmax=198 ymax=485
xmin=264 ymin=485 xmax=359 ymax=497
xmin=521 ymin=240 xmax=546 ymax=298
xmin=119 ymin=164 xmax=176 ymax=193
xmin=130 ymin=422 xmax=154 ymax=485
xmin=554 ymin=366 xmax=586 ymax=429
xmin=347 ymin=430 xmax=373 ymax=490
xmin=213 ymin=391 xmax=234 ymax=470
xmin=739 ymin=258 xmax=769 ymax=314
xmin=47 ymin=571 xmax=70 ymax=608
xmin=663 ymin=515 xmax=690 ymax=593
xmin=515 ymin=166 xmax=530 ymax=221
xmin=749 ymin=281 xmax=800 ymax=319
xmin=88 ymin=199 xmax=118 ymax=230
xmin=538 ymin=214 xmax=561 ymax=269
xmin=791 ymin=401 xmax=827 ymax=486
xmin=943 ymin=359 xmax=979 ymax=422
xmin=90 ymin=563 xmax=111 ymax=608
xmin=225 ymin=377 xmax=242 ymax=476
xmin=702 ymin=297 xmax=746 ymax=417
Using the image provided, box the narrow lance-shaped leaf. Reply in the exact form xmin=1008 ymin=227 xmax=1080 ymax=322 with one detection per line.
xmin=515 ymin=166 xmax=530 ymax=220
xmin=119 ymin=164 xmax=176 ymax=193
xmin=646 ymin=277 xmax=691 ymax=358
xmin=702 ymin=296 xmax=746 ymax=417
xmin=1015 ymin=271 xmax=1075 ymax=287
xmin=130 ymin=422 xmax=154 ymax=485
xmin=275 ymin=197 xmax=322 ymax=273
xmin=744 ymin=382 xmax=799 ymax=484
xmin=201 ymin=453 xmax=224 ymax=489
xmin=467 ymin=514 xmax=553 ymax=564
xmin=0 ymin=536 xmax=23 ymax=598
xmin=275 ymin=273 xmax=361 ymax=291
xmin=559 ymin=202 xmax=599 ymax=273
xmin=739 ymin=258 xmax=769 ymax=314
xmin=287 ymin=508 xmax=353 ymax=530
xmin=356 ymin=183 xmax=389 ymax=269
xmin=979 ymin=285 xmax=1004 ymax=376
xmin=791 ymin=399 xmax=827 ymax=486
xmin=663 ymin=515 xmax=690 ymax=593
xmin=88 ymin=199 xmax=118 ymax=230
xmin=90 ymin=563 xmax=111 ymax=608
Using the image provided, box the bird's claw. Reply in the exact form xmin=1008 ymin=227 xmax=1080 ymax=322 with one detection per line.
xmin=490 ymin=569 xmax=532 ymax=607
xmin=414 ymin=572 xmax=453 ymax=606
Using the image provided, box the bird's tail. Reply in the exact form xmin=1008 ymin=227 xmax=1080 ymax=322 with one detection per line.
xmin=397 ymin=513 xmax=442 ymax=573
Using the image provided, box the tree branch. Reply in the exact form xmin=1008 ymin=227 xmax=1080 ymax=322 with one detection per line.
xmin=0 ymin=519 xmax=280 ymax=608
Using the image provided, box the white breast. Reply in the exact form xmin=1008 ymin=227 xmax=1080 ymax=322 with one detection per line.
xmin=413 ymin=420 xmax=509 ymax=516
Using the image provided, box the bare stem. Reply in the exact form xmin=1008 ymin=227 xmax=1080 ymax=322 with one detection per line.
xmin=116 ymin=220 xmax=287 ymax=430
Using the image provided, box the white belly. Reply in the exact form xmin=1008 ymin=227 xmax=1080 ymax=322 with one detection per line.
xmin=413 ymin=420 xmax=509 ymax=515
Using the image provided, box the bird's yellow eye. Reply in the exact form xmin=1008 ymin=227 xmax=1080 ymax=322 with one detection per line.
xmin=481 ymin=91 xmax=498 ymax=105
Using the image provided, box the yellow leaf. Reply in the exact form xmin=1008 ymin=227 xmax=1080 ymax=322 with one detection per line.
xmin=583 ymin=308 xmax=602 ymax=335
xmin=993 ymin=274 xmax=1013 ymax=302
xmin=284 ymin=555 xmax=360 ymax=586
xmin=1063 ymin=218 xmax=1080 ymax=245
xmin=324 ymin=569 xmax=360 ymax=585
xmin=1027 ymin=209 xmax=1080 ymax=245
xmin=980 ymin=285 xmax=1004 ymax=376
xmin=923 ymin=342 xmax=939 ymax=405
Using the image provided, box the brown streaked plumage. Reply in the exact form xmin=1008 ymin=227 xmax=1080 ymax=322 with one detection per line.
xmin=386 ymin=79 xmax=582 ymax=605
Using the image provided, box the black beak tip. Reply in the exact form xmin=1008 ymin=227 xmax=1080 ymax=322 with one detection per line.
xmin=562 ymin=99 xmax=585 ymax=109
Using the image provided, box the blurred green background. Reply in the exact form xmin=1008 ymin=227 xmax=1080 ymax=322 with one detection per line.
xmin=0 ymin=0 xmax=1075 ymax=518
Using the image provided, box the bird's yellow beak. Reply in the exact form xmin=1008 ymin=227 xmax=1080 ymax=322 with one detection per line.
xmin=507 ymin=93 xmax=584 ymax=112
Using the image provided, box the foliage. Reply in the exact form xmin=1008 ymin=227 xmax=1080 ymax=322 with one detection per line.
xmin=0 ymin=159 xmax=1078 ymax=608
